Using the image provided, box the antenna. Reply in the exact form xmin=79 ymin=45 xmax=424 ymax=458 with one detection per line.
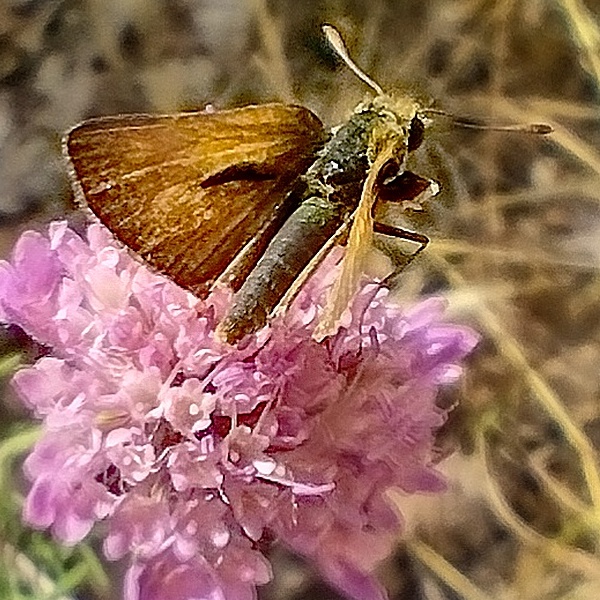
xmin=422 ymin=108 xmax=553 ymax=134
xmin=322 ymin=24 xmax=385 ymax=96
xmin=322 ymin=25 xmax=553 ymax=136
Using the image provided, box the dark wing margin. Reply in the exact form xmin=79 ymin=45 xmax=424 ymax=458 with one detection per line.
xmin=63 ymin=103 xmax=325 ymax=297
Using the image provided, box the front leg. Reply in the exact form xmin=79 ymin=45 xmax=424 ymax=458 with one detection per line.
xmin=373 ymin=220 xmax=430 ymax=284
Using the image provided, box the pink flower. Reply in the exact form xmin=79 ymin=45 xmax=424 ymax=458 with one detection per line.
xmin=0 ymin=221 xmax=478 ymax=600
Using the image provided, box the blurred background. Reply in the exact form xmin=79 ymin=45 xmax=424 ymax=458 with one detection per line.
xmin=2 ymin=0 xmax=600 ymax=598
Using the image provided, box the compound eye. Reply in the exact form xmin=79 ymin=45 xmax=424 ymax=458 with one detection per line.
xmin=407 ymin=116 xmax=425 ymax=152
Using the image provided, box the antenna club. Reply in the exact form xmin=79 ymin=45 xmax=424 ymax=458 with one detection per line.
xmin=530 ymin=124 xmax=554 ymax=134
xmin=322 ymin=23 xmax=385 ymax=97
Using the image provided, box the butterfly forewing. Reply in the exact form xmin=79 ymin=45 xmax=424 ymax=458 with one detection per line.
xmin=64 ymin=103 xmax=325 ymax=297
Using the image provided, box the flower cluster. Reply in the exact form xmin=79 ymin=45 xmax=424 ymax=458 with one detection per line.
xmin=0 ymin=221 xmax=478 ymax=600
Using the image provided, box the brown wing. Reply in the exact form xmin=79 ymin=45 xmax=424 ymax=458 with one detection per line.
xmin=64 ymin=103 xmax=325 ymax=297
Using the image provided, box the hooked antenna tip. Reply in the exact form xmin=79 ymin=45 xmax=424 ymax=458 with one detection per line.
xmin=321 ymin=24 xmax=385 ymax=96
xmin=529 ymin=123 xmax=554 ymax=134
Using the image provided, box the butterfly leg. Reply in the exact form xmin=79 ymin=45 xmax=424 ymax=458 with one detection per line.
xmin=373 ymin=221 xmax=429 ymax=247
xmin=373 ymin=221 xmax=429 ymax=284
